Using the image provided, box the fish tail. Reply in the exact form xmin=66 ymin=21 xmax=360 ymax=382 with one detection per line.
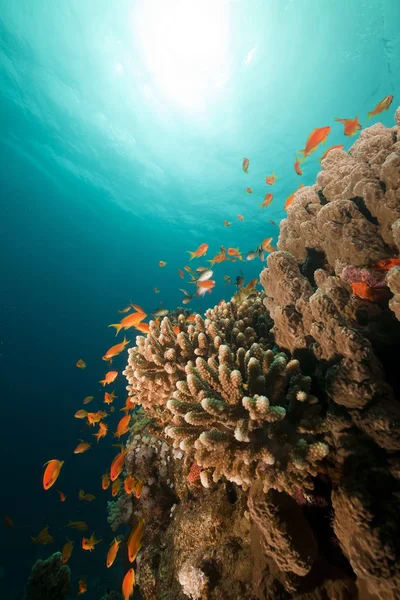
xmin=99 ymin=379 xmax=106 ymax=386
xmin=297 ymin=149 xmax=306 ymax=163
xmin=367 ymin=111 xmax=372 ymax=120
xmin=108 ymin=324 xmax=123 ymax=336
xmin=186 ymin=251 xmax=196 ymax=260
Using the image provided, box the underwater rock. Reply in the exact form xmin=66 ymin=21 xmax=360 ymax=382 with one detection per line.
xmin=24 ymin=552 xmax=70 ymax=600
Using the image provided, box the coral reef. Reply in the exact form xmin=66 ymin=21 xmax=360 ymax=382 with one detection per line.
xmin=24 ymin=552 xmax=70 ymax=600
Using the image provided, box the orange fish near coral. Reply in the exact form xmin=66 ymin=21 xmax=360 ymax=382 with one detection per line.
xmin=265 ymin=171 xmax=279 ymax=185
xmin=186 ymin=315 xmax=196 ymax=323
xmin=101 ymin=473 xmax=111 ymax=490
xmin=74 ymin=409 xmax=87 ymax=419
xmin=335 ymin=116 xmax=362 ymax=137
xmin=122 ymin=568 xmax=136 ymax=600
xmin=298 ymin=126 xmax=330 ymax=160
xmin=82 ymin=532 xmax=102 ymax=551
xmin=76 ymin=359 xmax=86 ymax=369
xmin=104 ymin=391 xmax=118 ymax=405
xmin=110 ymin=449 xmax=127 ymax=482
xmin=109 ymin=312 xmax=146 ymax=336
xmin=78 ymin=579 xmax=87 ymax=595
xmin=135 ymin=480 xmax=144 ymax=499
xmin=135 ymin=322 xmax=150 ymax=334
xmin=93 ymin=422 xmax=108 ymax=443
xmin=124 ymin=475 xmax=136 ymax=495
xmin=74 ymin=441 xmax=91 ymax=454
xmin=43 ymin=459 xmax=64 ymax=491
xmin=79 ymin=489 xmax=96 ymax=502
xmin=207 ymin=247 xmax=226 ymax=266
xmin=61 ymin=539 xmax=74 ymax=564
xmin=102 ymin=336 xmax=130 ymax=363
xmin=319 ymin=145 xmax=345 ymax=161
xmin=368 ymin=95 xmax=393 ymax=120
xmin=128 ymin=518 xmax=144 ymax=562
xmin=293 ymin=155 xmax=302 ymax=176
xmin=350 ymin=282 xmax=391 ymax=302
xmin=196 ymin=280 xmax=215 ymax=290
xmin=261 ymin=238 xmax=276 ymax=252
xmin=375 ymin=257 xmax=400 ymax=271
xmin=114 ymin=415 xmax=131 ymax=439
xmin=242 ymin=157 xmax=249 ymax=173
xmin=99 ymin=371 xmax=118 ymax=386
xmin=87 ymin=410 xmax=107 ymax=425
xmin=31 ymin=526 xmax=54 ymax=545
xmin=107 ymin=538 xmax=121 ymax=568
xmin=57 ymin=490 xmax=67 ymax=502
xmin=118 ymin=305 xmax=132 ymax=314
xmin=112 ymin=478 xmax=121 ymax=497
xmin=227 ymin=247 xmax=244 ymax=261
xmin=259 ymin=193 xmax=273 ymax=209
xmin=284 ymin=184 xmax=305 ymax=210
xmin=187 ymin=244 xmax=208 ymax=260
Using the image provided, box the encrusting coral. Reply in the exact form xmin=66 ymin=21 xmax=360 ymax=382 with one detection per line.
xmin=24 ymin=552 xmax=70 ymax=600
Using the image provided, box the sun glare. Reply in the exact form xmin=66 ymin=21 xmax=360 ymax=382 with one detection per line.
xmin=133 ymin=0 xmax=231 ymax=111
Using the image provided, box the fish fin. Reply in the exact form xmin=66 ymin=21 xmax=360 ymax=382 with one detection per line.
xmin=108 ymin=324 xmax=122 ymax=336
xmin=186 ymin=251 xmax=196 ymax=260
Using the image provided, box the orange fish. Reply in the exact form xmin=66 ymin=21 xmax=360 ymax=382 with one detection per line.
xmin=102 ymin=336 xmax=130 ymax=363
xmin=128 ymin=518 xmax=144 ymax=562
xmin=223 ymin=220 xmax=231 ymax=227
xmin=227 ymin=247 xmax=244 ymax=260
xmin=43 ymin=459 xmax=64 ymax=490
xmin=246 ymin=187 xmax=253 ymax=193
xmin=284 ymin=184 xmax=305 ymax=211
xmin=196 ymin=280 xmax=215 ymax=290
xmin=242 ymin=157 xmax=249 ymax=173
xmin=99 ymin=371 xmax=118 ymax=386
xmin=298 ymin=126 xmax=330 ymax=160
xmin=83 ymin=396 xmax=94 ymax=405
xmin=237 ymin=214 xmax=244 ymax=221
xmin=265 ymin=171 xmax=278 ymax=185
xmin=57 ymin=490 xmax=67 ymax=502
xmin=66 ymin=521 xmax=88 ymax=531
xmin=186 ymin=315 xmax=196 ymax=323
xmin=61 ymin=539 xmax=74 ymax=564
xmin=368 ymin=94 xmax=393 ymax=120
xmin=122 ymin=568 xmax=136 ymax=600
xmin=350 ymin=282 xmax=390 ymax=302
xmin=4 ymin=516 xmax=13 ymax=528
xmin=319 ymin=144 xmax=344 ymax=161
xmin=173 ymin=325 xmax=180 ymax=334
xmin=109 ymin=312 xmax=146 ymax=336
xmin=261 ymin=237 xmax=276 ymax=252
xmin=293 ymin=155 xmax=302 ymax=176
xmin=110 ymin=449 xmax=127 ymax=482
xmin=82 ymin=532 xmax=102 ymax=551
xmin=259 ymin=193 xmax=273 ymax=209
xmin=187 ymin=244 xmax=208 ymax=260
xmin=135 ymin=480 xmax=144 ymax=499
xmin=135 ymin=322 xmax=150 ymax=334
xmin=153 ymin=287 xmax=159 ymax=294
xmin=112 ymin=478 xmax=121 ymax=497
xmin=74 ymin=409 xmax=88 ymax=419
xmin=207 ymin=248 xmax=226 ymax=266
xmin=87 ymin=410 xmax=106 ymax=425
xmin=159 ymin=261 xmax=167 ymax=268
xmin=118 ymin=305 xmax=132 ymax=314
xmin=114 ymin=415 xmax=131 ymax=439
xmin=78 ymin=579 xmax=87 ymax=595
xmin=335 ymin=116 xmax=362 ymax=137
xmin=101 ymin=473 xmax=111 ymax=490
xmin=93 ymin=422 xmax=108 ymax=443
xmin=74 ymin=441 xmax=91 ymax=454
xmin=184 ymin=265 xmax=194 ymax=274
xmin=269 ymin=219 xmax=276 ymax=226
xmin=79 ymin=489 xmax=96 ymax=502
xmin=31 ymin=526 xmax=54 ymax=545
xmin=178 ymin=269 xmax=185 ymax=279
xmin=375 ymin=257 xmax=400 ymax=270
xmin=121 ymin=397 xmax=134 ymax=414
xmin=124 ymin=475 xmax=136 ymax=495
xmin=107 ymin=538 xmax=121 ymax=568
xmin=104 ymin=390 xmax=118 ymax=405
xmin=76 ymin=359 xmax=86 ymax=369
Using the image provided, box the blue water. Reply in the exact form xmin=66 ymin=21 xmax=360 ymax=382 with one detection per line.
xmin=1 ymin=0 xmax=399 ymax=598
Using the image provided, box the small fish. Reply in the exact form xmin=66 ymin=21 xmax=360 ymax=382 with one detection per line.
xmin=83 ymin=396 xmax=94 ymax=405
xmin=224 ymin=275 xmax=231 ymax=284
xmin=121 ymin=397 xmax=134 ymax=414
xmin=261 ymin=237 xmax=276 ymax=252
xmin=173 ymin=325 xmax=180 ymax=334
xmin=66 ymin=521 xmax=88 ymax=531
xmin=110 ymin=449 xmax=127 ymax=482
xmin=76 ymin=359 xmax=86 ymax=369
xmin=246 ymin=187 xmax=253 ymax=194
xmin=259 ymin=193 xmax=273 ymax=209
xmin=196 ymin=267 xmax=208 ymax=272
xmin=187 ymin=244 xmax=209 ymax=260
xmin=135 ymin=322 xmax=150 ymax=334
xmin=265 ymin=171 xmax=279 ymax=185
xmin=122 ymin=568 xmax=136 ymax=600
xmin=79 ymin=490 xmax=96 ymax=502
xmin=31 ymin=526 xmax=54 ymax=545
xmin=109 ymin=311 xmax=146 ymax=336
xmin=159 ymin=261 xmax=167 ymax=267
xmin=43 ymin=459 xmax=64 ymax=491
xmin=228 ymin=247 xmax=244 ymax=261
xmin=186 ymin=314 xmax=196 ymax=323
xmin=319 ymin=145 xmax=345 ymax=161
xmin=135 ymin=480 xmax=144 ymax=499
xmin=235 ymin=274 xmax=245 ymax=288
xmin=99 ymin=371 xmax=118 ymax=386
xmin=368 ymin=94 xmax=393 ymax=120
xmin=246 ymin=250 xmax=258 ymax=261
xmin=118 ymin=305 xmax=132 ymax=314
xmin=4 ymin=516 xmax=13 ymax=528
xmin=61 ymin=539 xmax=74 ymax=564
xmin=178 ymin=269 xmax=185 ymax=279
xmin=101 ymin=473 xmax=111 ymax=490
xmin=93 ymin=422 xmax=108 ymax=443
xmin=104 ymin=391 xmax=118 ymax=405
xmin=74 ymin=409 xmax=88 ymax=419
xmin=293 ymin=155 xmax=303 ymax=176
xmin=207 ymin=248 xmax=226 ymax=266
xmin=82 ymin=532 xmax=102 ymax=551
xmin=57 ymin=490 xmax=67 ymax=502
xmin=196 ymin=280 xmax=215 ymax=290
xmin=335 ymin=116 xmax=362 ymax=137
xmin=375 ymin=257 xmax=400 ymax=270
xmin=350 ymin=282 xmax=390 ymax=302
xmin=153 ymin=287 xmax=159 ymax=294
xmin=269 ymin=219 xmax=276 ymax=226
xmin=87 ymin=410 xmax=107 ymax=425
xmin=102 ymin=336 xmax=130 ymax=363
xmin=124 ymin=475 xmax=136 ymax=495
xmin=237 ymin=214 xmax=244 ymax=221
xmin=184 ymin=265 xmax=195 ymax=275
xmin=107 ymin=538 xmax=121 ymax=568
xmin=284 ymin=184 xmax=305 ymax=210
xmin=194 ymin=269 xmax=213 ymax=283
xmin=74 ymin=441 xmax=91 ymax=454
xmin=78 ymin=579 xmax=87 ymax=595
xmin=152 ymin=308 xmax=169 ymax=317
xmin=182 ymin=296 xmax=194 ymax=304
xmin=242 ymin=157 xmax=249 ymax=173
xmin=223 ymin=220 xmax=231 ymax=227
xmin=114 ymin=415 xmax=131 ymax=439
xmin=298 ymin=126 xmax=330 ymax=160
xmin=128 ymin=518 xmax=144 ymax=562
xmin=112 ymin=478 xmax=121 ymax=497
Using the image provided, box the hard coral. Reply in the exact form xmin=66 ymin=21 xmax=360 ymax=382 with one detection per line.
xmin=24 ymin=552 xmax=70 ymax=600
